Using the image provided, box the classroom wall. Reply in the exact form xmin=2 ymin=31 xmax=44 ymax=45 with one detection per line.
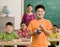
xmin=0 ymin=0 xmax=24 ymax=29
xmin=24 ymin=0 xmax=60 ymax=28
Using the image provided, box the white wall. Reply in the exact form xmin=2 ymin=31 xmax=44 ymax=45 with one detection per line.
xmin=0 ymin=0 xmax=23 ymax=29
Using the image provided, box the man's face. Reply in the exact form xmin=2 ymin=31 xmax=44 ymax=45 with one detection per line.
xmin=5 ymin=25 xmax=13 ymax=33
xmin=27 ymin=6 xmax=33 ymax=12
xmin=36 ymin=8 xmax=45 ymax=19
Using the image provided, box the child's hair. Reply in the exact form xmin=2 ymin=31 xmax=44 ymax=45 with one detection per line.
xmin=20 ymin=22 xmax=26 ymax=26
xmin=5 ymin=22 xmax=13 ymax=27
xmin=53 ymin=25 xmax=59 ymax=28
xmin=35 ymin=5 xmax=45 ymax=11
xmin=27 ymin=4 xmax=32 ymax=7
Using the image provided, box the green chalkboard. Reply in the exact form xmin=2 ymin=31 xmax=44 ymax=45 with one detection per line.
xmin=24 ymin=0 xmax=60 ymax=28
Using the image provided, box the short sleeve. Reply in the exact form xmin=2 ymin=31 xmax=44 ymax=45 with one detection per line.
xmin=21 ymin=14 xmax=26 ymax=23
xmin=17 ymin=30 xmax=22 ymax=37
xmin=27 ymin=21 xmax=33 ymax=32
xmin=33 ymin=14 xmax=36 ymax=19
xmin=47 ymin=20 xmax=53 ymax=30
xmin=13 ymin=32 xmax=19 ymax=39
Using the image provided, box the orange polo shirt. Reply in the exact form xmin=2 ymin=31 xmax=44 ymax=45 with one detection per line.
xmin=27 ymin=19 xmax=52 ymax=47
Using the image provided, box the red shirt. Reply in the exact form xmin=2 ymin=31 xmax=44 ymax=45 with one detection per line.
xmin=17 ymin=29 xmax=30 ymax=38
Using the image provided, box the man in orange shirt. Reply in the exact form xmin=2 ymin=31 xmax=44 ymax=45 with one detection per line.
xmin=27 ymin=5 xmax=52 ymax=47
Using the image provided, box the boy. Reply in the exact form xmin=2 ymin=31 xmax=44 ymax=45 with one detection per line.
xmin=27 ymin=5 xmax=52 ymax=47
xmin=17 ymin=22 xmax=30 ymax=38
xmin=17 ymin=22 xmax=30 ymax=47
xmin=49 ymin=25 xmax=60 ymax=47
xmin=0 ymin=22 xmax=22 ymax=47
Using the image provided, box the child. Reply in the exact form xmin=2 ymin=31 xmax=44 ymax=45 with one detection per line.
xmin=0 ymin=22 xmax=22 ymax=47
xmin=17 ymin=22 xmax=30 ymax=47
xmin=27 ymin=5 xmax=53 ymax=47
xmin=49 ymin=25 xmax=60 ymax=47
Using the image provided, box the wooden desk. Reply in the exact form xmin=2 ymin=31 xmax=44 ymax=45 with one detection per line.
xmin=0 ymin=41 xmax=31 ymax=45
xmin=48 ymin=38 xmax=60 ymax=41
xmin=0 ymin=38 xmax=60 ymax=45
xmin=48 ymin=38 xmax=60 ymax=46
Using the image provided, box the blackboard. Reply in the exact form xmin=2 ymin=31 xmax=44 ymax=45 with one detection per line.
xmin=24 ymin=0 xmax=60 ymax=28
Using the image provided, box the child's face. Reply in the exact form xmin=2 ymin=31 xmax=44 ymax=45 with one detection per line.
xmin=21 ymin=23 xmax=27 ymax=31
xmin=53 ymin=27 xmax=58 ymax=33
xmin=36 ymin=8 xmax=45 ymax=19
xmin=5 ymin=25 xmax=13 ymax=33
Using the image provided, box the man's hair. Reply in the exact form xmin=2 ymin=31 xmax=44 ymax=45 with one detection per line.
xmin=5 ymin=22 xmax=13 ymax=26
xmin=35 ymin=5 xmax=45 ymax=11
xmin=27 ymin=4 xmax=32 ymax=7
